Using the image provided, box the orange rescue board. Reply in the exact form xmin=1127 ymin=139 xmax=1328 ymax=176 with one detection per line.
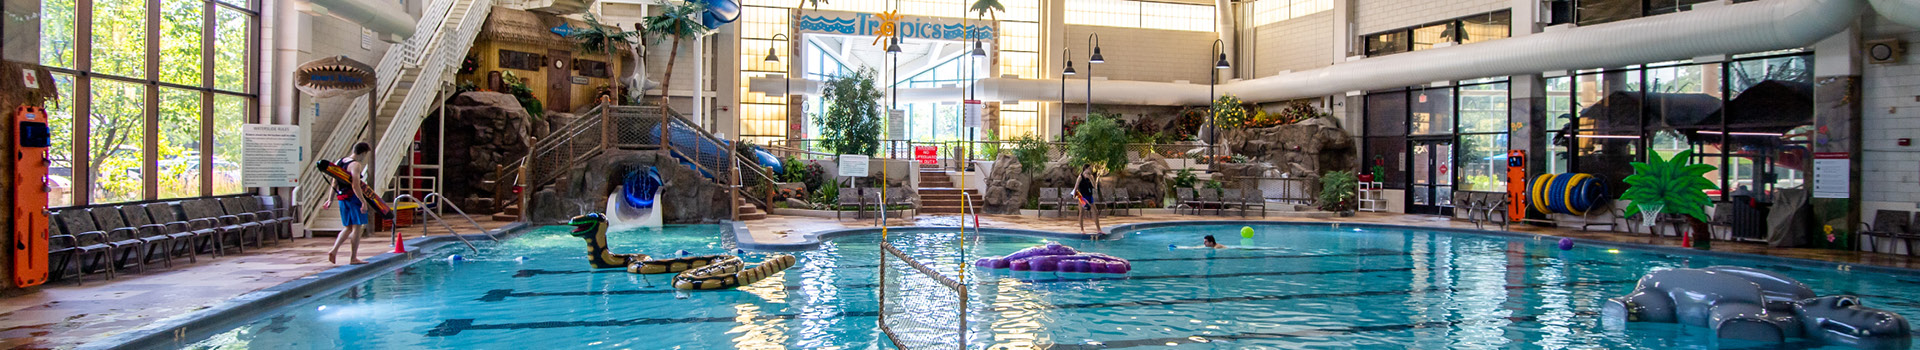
xmin=14 ymin=105 xmax=52 ymax=287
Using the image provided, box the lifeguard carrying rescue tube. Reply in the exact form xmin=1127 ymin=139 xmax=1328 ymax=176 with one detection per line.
xmin=1529 ymin=173 xmax=1607 ymax=216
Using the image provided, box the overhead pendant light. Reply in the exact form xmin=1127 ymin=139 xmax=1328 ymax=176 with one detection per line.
xmin=764 ymin=47 xmax=780 ymax=62
xmin=886 ymin=37 xmax=903 ymax=53
xmin=1089 ymin=47 xmax=1104 ymax=64
xmin=970 ymin=41 xmax=987 ymax=57
xmin=1214 ymin=53 xmax=1231 ymax=70
xmin=1063 ymin=60 xmax=1076 ymax=75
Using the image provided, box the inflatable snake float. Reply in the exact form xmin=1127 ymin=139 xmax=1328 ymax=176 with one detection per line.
xmin=567 ymin=213 xmax=795 ymax=290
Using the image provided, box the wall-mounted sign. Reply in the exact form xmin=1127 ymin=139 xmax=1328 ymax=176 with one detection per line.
xmin=571 ymin=76 xmax=589 ymax=85
xmin=963 ymin=100 xmax=982 ymax=128
xmin=795 ymin=9 xmax=996 ymax=42
xmin=242 ymin=124 xmax=303 ymax=188
xmin=361 ymin=28 xmax=374 ymax=50
xmin=914 ymin=146 xmax=938 ymax=165
xmin=549 ymin=22 xmax=575 ymax=37
xmin=1813 ymin=152 xmax=1850 ymax=199
xmin=294 ymin=56 xmax=376 ymax=98
xmin=888 ymin=109 xmax=906 ymax=140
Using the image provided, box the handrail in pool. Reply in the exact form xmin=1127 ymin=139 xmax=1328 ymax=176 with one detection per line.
xmin=393 ymin=194 xmax=480 ymax=253
xmin=421 ymin=192 xmax=495 ymax=240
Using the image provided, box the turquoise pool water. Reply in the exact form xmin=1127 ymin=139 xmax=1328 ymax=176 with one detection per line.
xmin=180 ymin=223 xmax=1920 ymax=349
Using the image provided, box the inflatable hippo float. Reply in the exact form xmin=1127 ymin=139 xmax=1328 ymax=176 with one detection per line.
xmin=975 ymin=243 xmax=1131 ymax=274
xmin=1604 ymin=266 xmax=1910 ymax=348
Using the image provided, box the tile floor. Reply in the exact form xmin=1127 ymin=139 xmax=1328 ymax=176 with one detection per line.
xmin=4 ymin=211 xmax=1914 ymax=349
xmin=0 ymin=221 xmax=509 ymax=350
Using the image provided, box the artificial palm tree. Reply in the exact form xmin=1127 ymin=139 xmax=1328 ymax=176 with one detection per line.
xmin=794 ymin=0 xmax=826 ymax=10
xmin=643 ymin=0 xmax=713 ymax=107
xmin=1622 ymin=149 xmax=1719 ymax=249
xmin=970 ymin=0 xmax=1004 ymax=21
xmin=570 ymin=13 xmax=640 ymax=103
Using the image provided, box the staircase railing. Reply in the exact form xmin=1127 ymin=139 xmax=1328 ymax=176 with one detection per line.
xmin=500 ymin=103 xmax=741 ymax=221
xmin=297 ymin=0 xmax=465 ymax=226
xmin=735 ymin=152 xmax=779 ymax=210
xmin=369 ymin=0 xmax=492 ymax=195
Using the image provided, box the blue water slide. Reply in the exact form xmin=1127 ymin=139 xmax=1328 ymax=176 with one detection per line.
xmin=622 ymin=167 xmax=662 ymax=209
xmin=702 ymin=0 xmax=740 ymax=29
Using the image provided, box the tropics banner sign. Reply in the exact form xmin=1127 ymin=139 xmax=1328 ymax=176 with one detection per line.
xmin=795 ymin=9 xmax=996 ymax=42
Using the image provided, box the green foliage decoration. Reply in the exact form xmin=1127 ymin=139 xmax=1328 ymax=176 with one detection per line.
xmin=1066 ymin=114 xmax=1129 ymax=176
xmin=1318 ymin=170 xmax=1358 ymax=212
xmin=569 ymin=13 xmax=639 ymax=55
xmin=1012 ymin=134 xmax=1049 ymax=176
xmin=1211 ymin=94 xmax=1248 ymax=130
xmin=815 ymin=69 xmax=885 ymax=156
xmin=499 ymin=71 xmax=544 ymax=119
xmin=643 ymin=0 xmax=713 ymax=106
xmin=1622 ymin=150 xmax=1719 ymax=222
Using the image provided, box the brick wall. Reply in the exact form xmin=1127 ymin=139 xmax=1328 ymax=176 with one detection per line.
xmin=1252 ymin=11 xmax=1334 ymax=77
xmin=1064 ymin=25 xmax=1219 ymax=83
xmin=1353 ymin=0 xmax=1507 ymax=36
xmin=1862 ymin=16 xmax=1920 ymax=214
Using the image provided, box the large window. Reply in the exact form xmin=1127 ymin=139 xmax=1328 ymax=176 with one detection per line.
xmin=38 ymin=0 xmax=258 ymax=206
xmin=1362 ymin=78 xmax=1512 ymax=192
xmin=1542 ymin=53 xmax=1812 ymax=201
xmin=1568 ymin=0 xmax=1720 ymax=26
xmin=1362 ymin=10 xmax=1511 ymax=57
xmin=1251 ymin=0 xmax=1332 ymax=26
xmin=1066 ymin=0 xmax=1215 ymax=32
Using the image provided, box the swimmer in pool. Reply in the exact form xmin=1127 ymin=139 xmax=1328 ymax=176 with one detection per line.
xmin=1203 ymin=235 xmax=1224 ymax=249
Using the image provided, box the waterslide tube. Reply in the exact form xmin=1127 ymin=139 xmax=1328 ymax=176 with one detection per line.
xmin=301 ymin=0 xmax=416 ymax=38
xmin=968 ymin=0 xmax=1865 ymax=105
xmin=1871 ymin=0 xmax=1920 ymax=29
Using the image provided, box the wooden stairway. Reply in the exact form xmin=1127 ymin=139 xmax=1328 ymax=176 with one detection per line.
xmin=738 ymin=200 xmax=766 ymax=220
xmin=917 ymin=164 xmax=979 ymax=214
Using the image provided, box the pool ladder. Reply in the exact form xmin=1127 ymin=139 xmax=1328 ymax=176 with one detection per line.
xmin=392 ymin=193 xmax=495 ymax=253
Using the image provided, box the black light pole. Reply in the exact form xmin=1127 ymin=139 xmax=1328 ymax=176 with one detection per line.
xmin=1208 ymin=39 xmax=1230 ymax=161
xmin=1086 ymin=33 xmax=1102 ymax=118
xmin=1061 ymin=47 xmax=1075 ymax=136
xmin=766 ymin=33 xmax=789 ymax=139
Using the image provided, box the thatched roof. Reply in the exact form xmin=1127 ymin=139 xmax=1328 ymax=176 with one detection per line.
xmin=479 ymin=6 xmax=632 ymax=53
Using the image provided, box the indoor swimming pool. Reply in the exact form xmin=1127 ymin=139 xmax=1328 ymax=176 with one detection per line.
xmin=177 ymin=223 xmax=1920 ymax=349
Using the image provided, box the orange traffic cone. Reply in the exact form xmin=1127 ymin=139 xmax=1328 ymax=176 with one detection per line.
xmin=391 ymin=230 xmax=408 ymax=254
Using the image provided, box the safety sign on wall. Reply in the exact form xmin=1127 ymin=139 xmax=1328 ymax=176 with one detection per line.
xmin=1812 ymin=152 xmax=1850 ymax=199
xmin=242 ymin=124 xmax=303 ymax=188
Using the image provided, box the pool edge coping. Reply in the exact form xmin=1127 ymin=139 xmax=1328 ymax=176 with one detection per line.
xmin=732 ymin=225 xmax=1107 ymax=252
xmin=91 ymin=222 xmax=531 ymax=350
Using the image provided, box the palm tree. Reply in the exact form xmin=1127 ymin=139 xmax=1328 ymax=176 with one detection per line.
xmin=794 ymin=0 xmax=826 ymax=10
xmin=970 ymin=0 xmax=1004 ymax=21
xmin=570 ymin=13 xmax=639 ymax=103
xmin=643 ymin=0 xmax=713 ymax=107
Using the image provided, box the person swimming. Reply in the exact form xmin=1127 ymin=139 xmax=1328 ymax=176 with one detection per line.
xmin=1203 ymin=235 xmax=1224 ymax=249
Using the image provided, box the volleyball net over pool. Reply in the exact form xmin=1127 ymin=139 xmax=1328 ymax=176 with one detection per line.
xmin=878 ymin=242 xmax=968 ymax=350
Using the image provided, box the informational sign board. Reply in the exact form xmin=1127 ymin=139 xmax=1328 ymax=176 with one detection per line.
xmin=838 ymin=154 xmax=870 ymax=177
xmin=242 ymin=124 xmax=303 ymax=187
xmin=1813 ymin=152 xmax=1850 ymax=199
xmin=964 ymin=100 xmax=983 ymax=128
xmin=914 ymin=146 xmax=938 ymax=165
xmin=361 ymin=28 xmax=374 ymax=50
xmin=571 ymin=76 xmax=589 ymax=85
xmin=888 ymin=109 xmax=906 ymax=140
xmin=21 ymin=69 xmax=38 ymax=89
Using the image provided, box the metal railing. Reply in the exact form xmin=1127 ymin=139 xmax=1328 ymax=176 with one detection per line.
xmin=298 ymin=0 xmax=490 ymax=226
xmin=392 ymin=194 xmax=480 ymax=253
xmin=500 ymin=103 xmax=739 ymax=220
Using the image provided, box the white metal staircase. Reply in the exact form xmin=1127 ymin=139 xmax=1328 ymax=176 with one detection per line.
xmin=300 ymin=0 xmax=494 ymax=231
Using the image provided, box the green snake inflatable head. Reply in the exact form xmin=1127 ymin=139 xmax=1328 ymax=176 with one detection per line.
xmin=567 ymin=213 xmax=642 ymax=269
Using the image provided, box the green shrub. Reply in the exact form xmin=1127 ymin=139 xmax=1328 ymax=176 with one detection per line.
xmin=1318 ymin=170 xmax=1358 ymax=212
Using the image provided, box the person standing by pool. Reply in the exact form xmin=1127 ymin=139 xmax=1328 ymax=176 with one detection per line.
xmin=1076 ymin=165 xmax=1102 ymax=233
xmin=325 ymin=142 xmax=374 ymax=264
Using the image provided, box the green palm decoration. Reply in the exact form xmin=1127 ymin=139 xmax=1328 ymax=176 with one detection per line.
xmin=642 ymin=0 xmax=713 ymax=106
xmin=570 ymin=13 xmax=638 ymax=54
xmin=793 ymin=0 xmax=827 ymax=9
xmin=1621 ymin=150 xmax=1718 ymax=222
xmin=971 ymin=0 xmax=1005 ymax=21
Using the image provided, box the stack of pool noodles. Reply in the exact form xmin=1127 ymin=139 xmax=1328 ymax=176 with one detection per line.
xmin=974 ymin=243 xmax=1131 ymax=274
xmin=1529 ymin=173 xmax=1608 ymax=216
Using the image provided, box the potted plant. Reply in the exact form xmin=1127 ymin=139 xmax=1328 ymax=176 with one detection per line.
xmin=1622 ymin=150 xmax=1719 ymax=249
xmin=1318 ymin=170 xmax=1358 ymax=216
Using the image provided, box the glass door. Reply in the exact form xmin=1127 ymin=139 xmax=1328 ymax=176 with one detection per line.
xmin=1408 ymin=139 xmax=1455 ymax=215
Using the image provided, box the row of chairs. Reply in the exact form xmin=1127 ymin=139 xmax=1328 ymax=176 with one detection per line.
xmin=1174 ymin=188 xmax=1268 ymax=217
xmin=1451 ymin=191 xmax=1510 ymax=230
xmin=1862 ymin=210 xmax=1920 ymax=255
xmin=1035 ymin=188 xmax=1148 ymax=217
xmin=834 ymin=187 xmax=915 ymax=220
xmin=47 ymin=196 xmax=297 ymax=284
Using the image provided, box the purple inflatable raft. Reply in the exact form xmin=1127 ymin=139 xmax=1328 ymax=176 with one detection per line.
xmin=974 ymin=243 xmax=1131 ymax=274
